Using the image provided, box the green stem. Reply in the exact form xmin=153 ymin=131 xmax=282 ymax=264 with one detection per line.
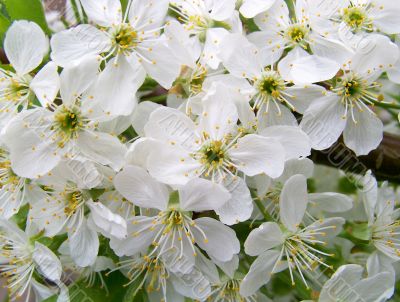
xmin=385 ymin=107 xmax=399 ymax=120
xmin=142 ymin=94 xmax=168 ymax=103
xmin=254 ymin=199 xmax=273 ymax=221
xmin=70 ymin=0 xmax=82 ymax=23
xmin=373 ymin=101 xmax=400 ymax=110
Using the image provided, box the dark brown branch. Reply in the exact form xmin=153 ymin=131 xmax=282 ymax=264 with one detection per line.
xmin=0 ymin=49 xmax=8 ymax=65
xmin=311 ymin=132 xmax=400 ymax=184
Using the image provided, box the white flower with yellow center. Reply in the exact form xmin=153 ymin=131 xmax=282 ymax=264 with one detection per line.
xmin=311 ymin=0 xmax=400 ymax=36
xmin=28 ymin=175 xmax=127 ymax=268
xmin=0 ymin=220 xmax=63 ymax=302
xmin=112 ymin=165 xmax=240 ymax=270
xmin=306 ymin=0 xmax=400 ymax=75
xmin=219 ymin=33 xmax=327 ymax=127
xmin=169 ymin=0 xmax=240 ymax=69
xmin=240 ymin=174 xmax=345 ymax=296
xmin=299 ymin=61 xmax=399 ymax=155
xmin=139 ymin=83 xmax=310 ymax=224
xmin=110 ymin=252 xmax=215 ymax=302
xmin=51 ymin=0 xmax=180 ymax=116
xmin=247 ymin=0 xmax=353 ymax=84
xmin=2 ymin=57 xmax=127 ymax=179
xmin=0 ymin=21 xmax=59 ymax=129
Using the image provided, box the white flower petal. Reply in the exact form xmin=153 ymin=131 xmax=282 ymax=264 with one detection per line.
xmin=244 ymin=222 xmax=284 ymax=256
xmin=279 ymin=174 xmax=308 ymax=232
xmin=351 ymin=34 xmax=399 ymax=76
xmin=290 ymin=55 xmax=340 ymax=84
xmin=110 ymin=217 xmax=161 ymax=257
xmin=69 ymin=220 xmax=99 ymax=267
xmin=216 ymin=177 xmax=254 ymax=225
xmin=202 ymin=28 xmax=228 ymax=69
xmin=147 ymin=145 xmax=201 ymax=185
xmin=219 ymin=33 xmax=262 ymax=79
xmin=131 ymin=101 xmax=161 ymax=136
xmin=77 ymin=131 xmax=127 ymax=171
xmin=285 ymin=85 xmax=327 ymax=114
xmin=138 ymin=40 xmax=181 ymax=89
xmin=95 ymin=55 xmax=145 ymax=116
xmin=209 ymin=0 xmax=236 ymax=21
xmin=247 ymin=30 xmax=285 ymax=66
xmin=179 ymin=178 xmax=230 ymax=212
xmin=343 ymin=110 xmax=383 ymax=156
xmin=257 ymin=103 xmax=298 ymax=128
xmin=145 ymin=106 xmax=198 ymax=149
xmin=275 ymin=158 xmax=314 ymax=183
xmin=51 ymin=24 xmax=111 ymax=67
xmin=4 ymin=21 xmax=48 ymax=75
xmin=240 ymin=250 xmax=281 ymax=297
xmin=260 ymin=126 xmax=311 ymax=160
xmin=30 ymin=62 xmax=60 ymax=107
xmin=60 ymin=56 xmax=99 ymax=106
xmin=300 ymin=94 xmax=346 ymax=151
xmin=129 ymin=0 xmax=169 ymax=31
xmin=164 ymin=20 xmax=201 ymax=68
xmin=229 ymin=135 xmax=285 ymax=178
xmin=80 ymin=0 xmax=122 ymax=26
xmin=114 ymin=165 xmax=169 ymax=211
xmin=354 ymin=272 xmax=395 ymax=302
xmin=87 ymin=200 xmax=127 ymax=239
xmin=200 ymin=85 xmax=239 ymax=140
xmin=240 ymin=0 xmax=276 ymax=18
xmin=319 ymin=264 xmax=363 ymax=301
xmin=3 ymin=109 xmax=61 ymax=178
xmin=371 ymin=0 xmax=400 ymax=34
xmin=192 ymin=217 xmax=240 ymax=262
xmin=33 ymin=242 xmax=62 ymax=282
xmin=309 ymin=193 xmax=353 ymax=213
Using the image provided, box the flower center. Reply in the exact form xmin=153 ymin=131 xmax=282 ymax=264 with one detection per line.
xmin=0 ymin=74 xmax=32 ymax=108
xmin=214 ymin=279 xmax=244 ymax=300
xmin=188 ymin=15 xmax=210 ymax=30
xmin=0 ymin=152 xmax=19 ymax=189
xmin=258 ymin=73 xmax=285 ymax=98
xmin=114 ymin=24 xmax=138 ymax=50
xmin=53 ymin=106 xmax=85 ymax=147
xmin=170 ymin=4 xmax=231 ymax=42
xmin=119 ymin=256 xmax=169 ymax=295
xmin=64 ymin=191 xmax=83 ymax=216
xmin=190 ymin=66 xmax=208 ymax=95
xmin=200 ymin=140 xmax=227 ymax=170
xmin=253 ymin=71 xmax=295 ymax=113
xmin=342 ymin=6 xmax=371 ymax=31
xmin=286 ymin=24 xmax=309 ymax=46
xmin=333 ymin=74 xmax=384 ymax=122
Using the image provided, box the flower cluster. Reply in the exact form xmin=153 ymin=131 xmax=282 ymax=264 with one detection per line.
xmin=0 ymin=0 xmax=399 ymax=301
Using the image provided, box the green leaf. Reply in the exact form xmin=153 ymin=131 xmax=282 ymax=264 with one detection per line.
xmin=348 ymin=222 xmax=372 ymax=241
xmin=338 ymin=176 xmax=358 ymax=194
xmin=4 ymin=0 xmax=50 ymax=34
xmin=0 ymin=12 xmax=10 ymax=43
xmin=11 ymin=203 xmax=29 ymax=230
xmin=43 ymin=272 xmax=129 ymax=302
